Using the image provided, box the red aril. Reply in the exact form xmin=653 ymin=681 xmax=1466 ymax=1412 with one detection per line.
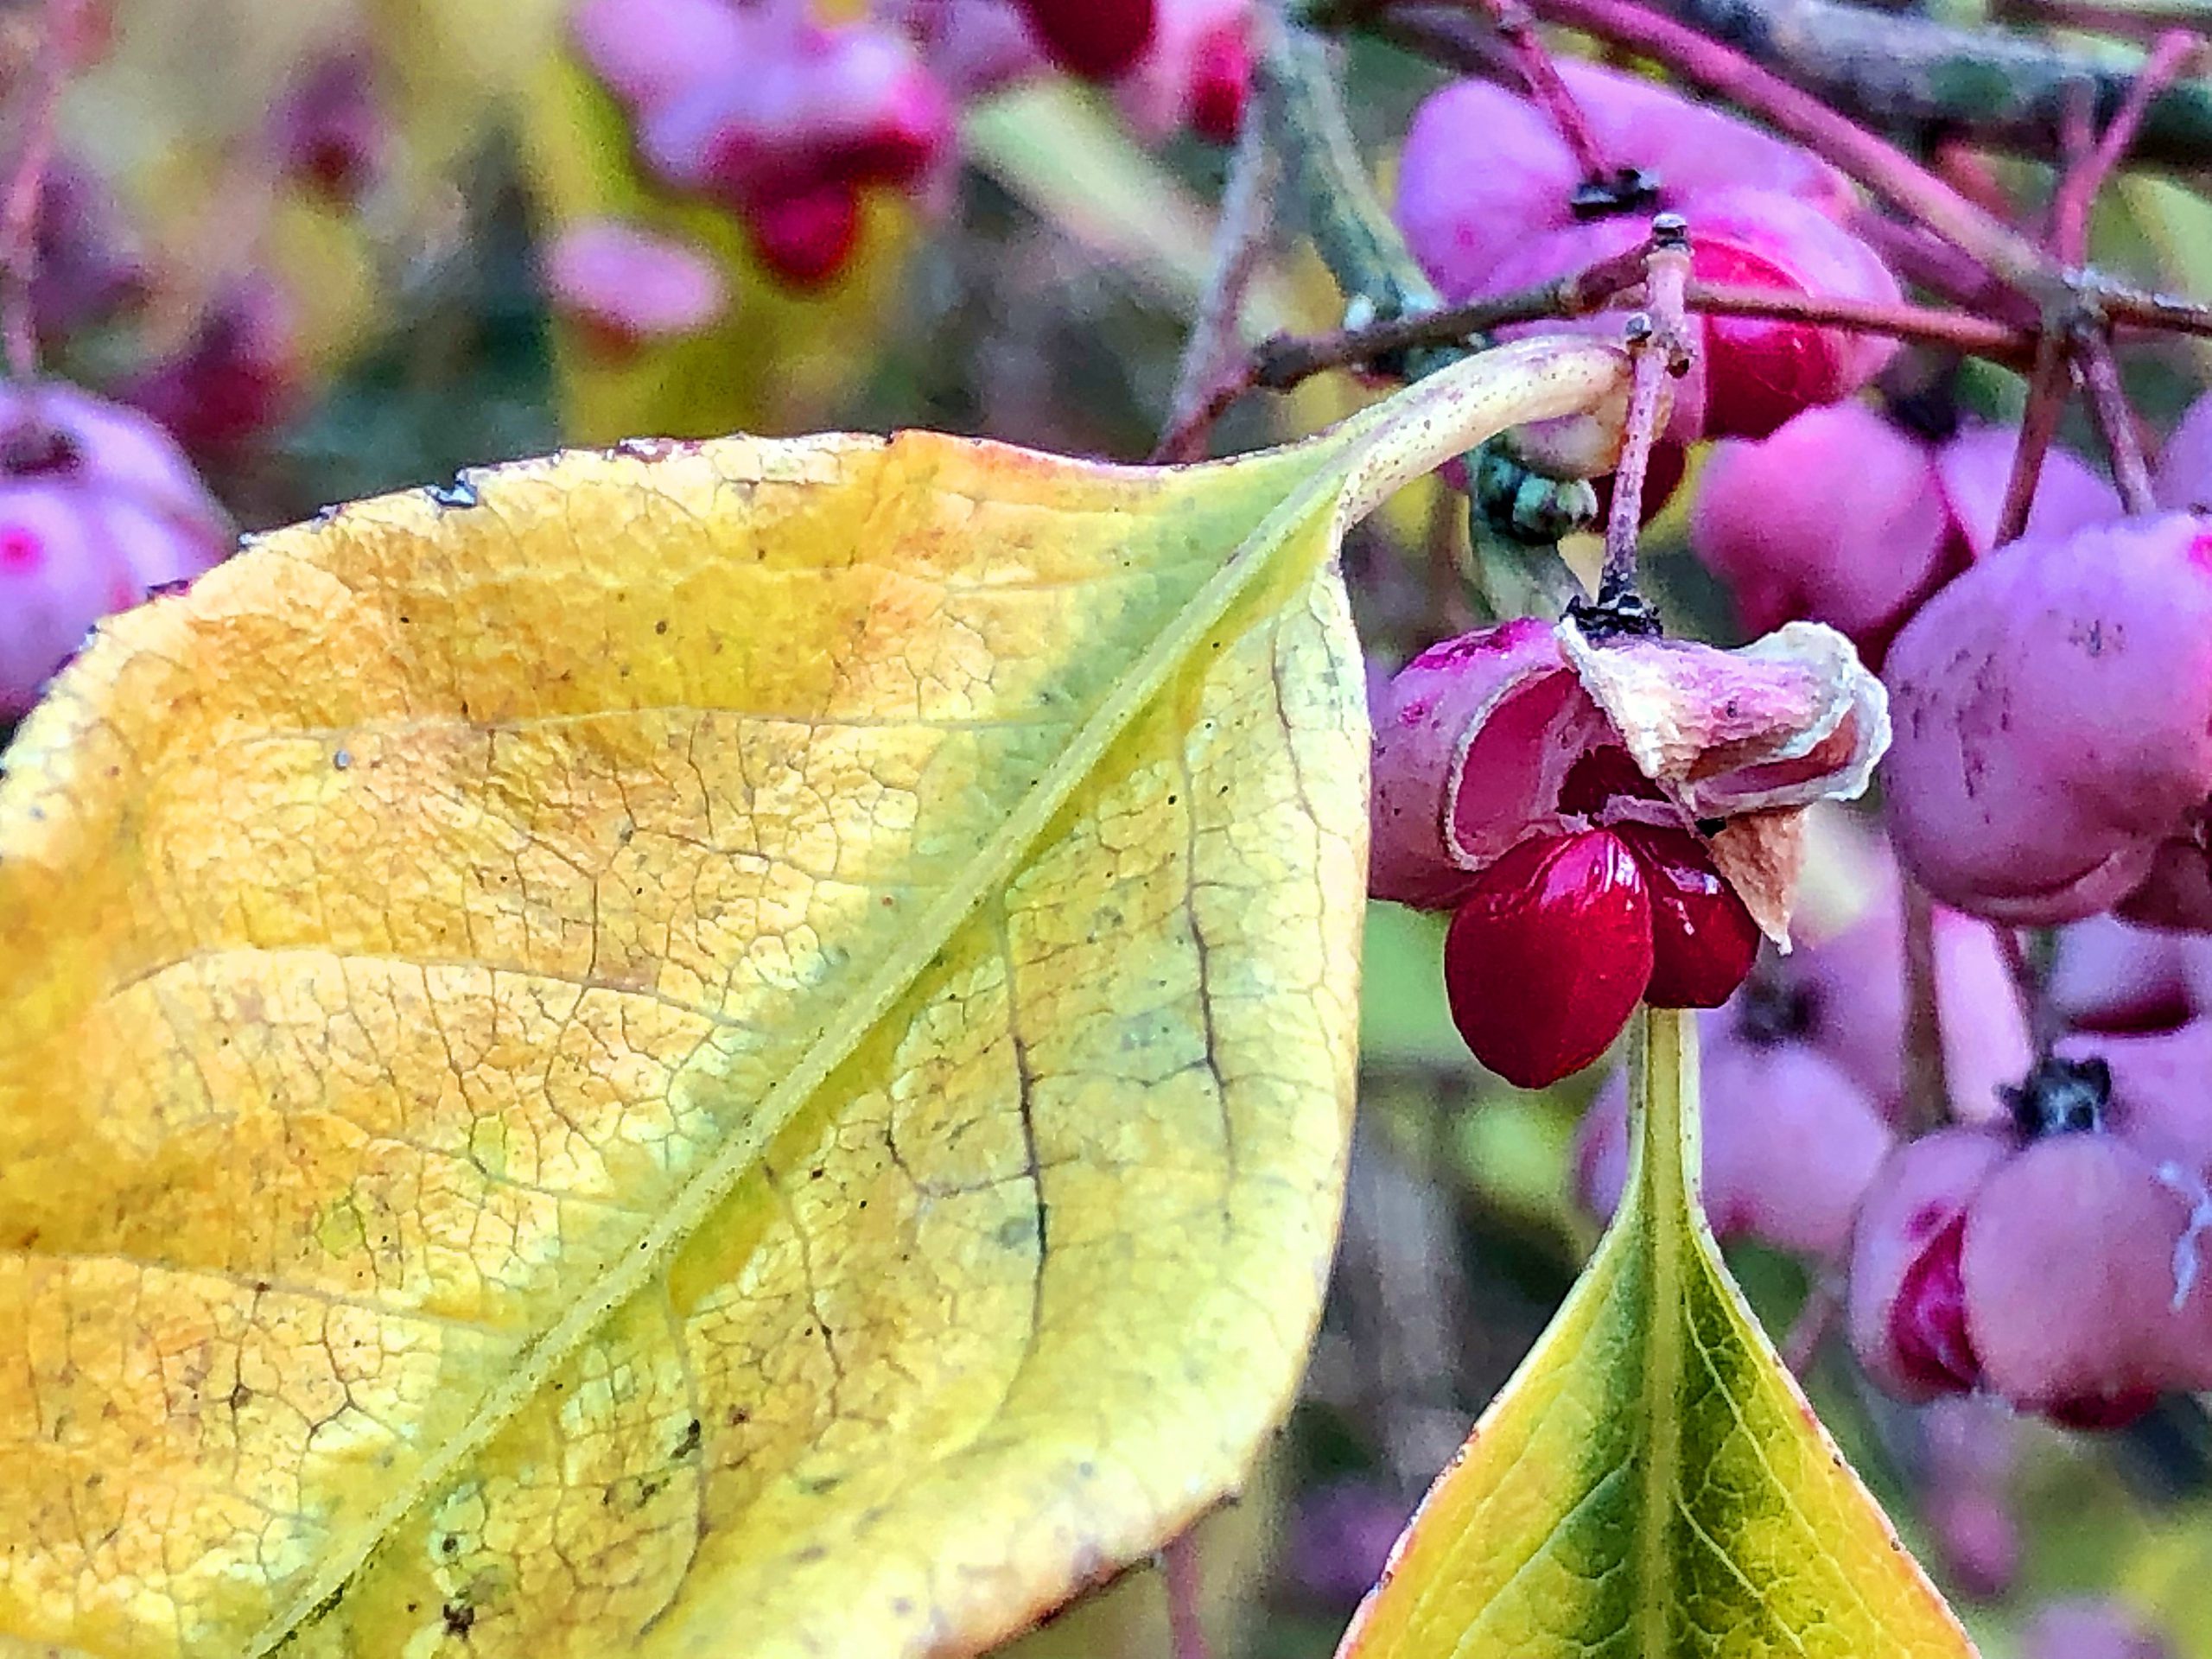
xmin=1015 ymin=0 xmax=1156 ymax=80
xmin=1617 ymin=823 xmax=1760 ymax=1007
xmin=746 ymin=184 xmax=862 ymax=289
xmin=1443 ymin=830 xmax=1654 ymax=1088
xmin=1185 ymin=16 xmax=1250 ymax=142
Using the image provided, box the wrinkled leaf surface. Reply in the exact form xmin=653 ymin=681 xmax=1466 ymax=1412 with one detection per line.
xmin=0 ymin=338 xmax=1628 ymax=1657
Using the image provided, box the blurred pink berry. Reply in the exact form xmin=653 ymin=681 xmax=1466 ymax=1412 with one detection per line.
xmin=2056 ymin=1020 xmax=2212 ymax=1172
xmin=1956 ymin=1128 xmax=2187 ymax=1423
xmin=1014 ymin=0 xmax=1155 ymax=80
xmin=583 ymin=1 xmax=951 ymax=291
xmin=2050 ymin=914 xmax=2202 ymax=1033
xmin=31 ymin=161 xmax=143 ymax=344
xmin=1931 ymin=421 xmax=2119 ymax=561
xmin=2021 ymin=1601 xmax=2175 ymax=1659
xmin=1398 ymin=61 xmax=1849 ymax=299
xmin=1183 ymin=15 xmax=1250 ymax=143
xmin=2156 ymin=389 xmax=2212 ymax=514
xmin=543 ymin=219 xmax=728 ymax=355
xmin=1847 ymin=1127 xmax=2008 ymax=1401
xmin=1694 ymin=405 xmax=2118 ymax=659
xmin=1711 ymin=841 xmax=2027 ymax=1124
xmin=1112 ymin=0 xmax=1251 ymax=140
xmin=0 ymin=382 xmax=232 ymax=715
xmin=1396 ymin=65 xmax=1897 ymax=439
xmin=1883 ymin=512 xmax=2212 ymax=925
xmin=269 ymin=48 xmax=386 ymax=205
xmin=745 ymin=182 xmax=862 ymax=288
xmin=1575 ymin=1001 xmax=1894 ymax=1257
xmin=570 ymin=0 xmax=747 ymax=115
xmin=1694 ymin=401 xmax=1951 ymax=650
xmin=123 ymin=277 xmax=299 ymax=459
xmin=891 ymin=0 xmax=1047 ymax=99
xmin=1918 ymin=1397 xmax=2021 ymax=1600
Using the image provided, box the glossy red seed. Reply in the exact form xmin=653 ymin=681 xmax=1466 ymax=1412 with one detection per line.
xmin=1618 ymin=823 xmax=1761 ymax=1007
xmin=1443 ymin=830 xmax=1655 ymax=1089
xmin=1014 ymin=0 xmax=1156 ymax=79
xmin=1892 ymin=1212 xmax=1980 ymax=1395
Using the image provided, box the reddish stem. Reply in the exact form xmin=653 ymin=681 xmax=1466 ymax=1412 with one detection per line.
xmin=1993 ymin=327 xmax=2072 ymax=547
xmin=1156 ymin=115 xmax=1281 ymax=463
xmin=2074 ymin=323 xmax=2158 ymax=511
xmin=1600 ymin=226 xmax=1691 ymax=601
xmin=1161 ymin=1530 xmax=1211 ymax=1659
xmin=0 ymin=0 xmax=78 ymax=383
xmin=1900 ymin=880 xmax=1953 ymax=1135
xmin=1683 ymin=279 xmax=2031 ymax=361
xmin=1780 ymin=1278 xmax=1840 ymax=1376
xmin=2052 ymin=29 xmax=2200 ymax=264
xmin=1247 ymin=264 xmax=2031 ymax=397
xmin=1488 ymin=0 xmax=1617 ymax=181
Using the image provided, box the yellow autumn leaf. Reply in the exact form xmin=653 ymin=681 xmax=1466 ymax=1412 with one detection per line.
xmin=1338 ymin=1007 xmax=1978 ymax=1659
xmin=0 ymin=336 xmax=1629 ymax=1658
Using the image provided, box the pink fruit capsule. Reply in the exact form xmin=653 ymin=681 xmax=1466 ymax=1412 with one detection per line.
xmin=1883 ymin=512 xmax=2212 ymax=925
xmin=1443 ymin=829 xmax=1654 ymax=1088
xmin=1959 ymin=1129 xmax=2209 ymax=1421
xmin=1847 ymin=1128 xmax=2010 ymax=1400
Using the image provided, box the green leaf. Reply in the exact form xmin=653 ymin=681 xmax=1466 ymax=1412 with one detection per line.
xmin=1338 ymin=1007 xmax=1980 ymax=1659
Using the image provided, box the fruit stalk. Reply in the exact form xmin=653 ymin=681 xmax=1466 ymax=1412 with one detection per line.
xmin=1157 ymin=111 xmax=1283 ymax=461
xmin=1598 ymin=226 xmax=1690 ymax=606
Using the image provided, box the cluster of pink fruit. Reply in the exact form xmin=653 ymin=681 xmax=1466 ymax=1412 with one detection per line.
xmin=1375 ymin=62 xmax=2212 ymax=1439
xmin=568 ymin=0 xmax=1249 ymax=292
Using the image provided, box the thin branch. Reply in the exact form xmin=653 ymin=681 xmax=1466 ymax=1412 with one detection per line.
xmin=1258 ymin=16 xmax=1443 ymax=340
xmin=1899 ymin=880 xmax=1952 ymax=1136
xmin=1995 ymin=925 xmax=2066 ymax=1060
xmin=1781 ymin=1277 xmax=1841 ymax=1376
xmin=1490 ymin=0 xmax=1616 ymax=181
xmin=1683 ymin=280 xmax=2032 ymax=361
xmin=1380 ymin=0 xmax=2212 ymax=174
xmin=2005 ymin=0 xmax=2212 ymax=48
xmin=1160 ymin=1530 xmax=1212 ymax=1659
xmin=1599 ymin=223 xmax=1692 ymax=603
xmin=1993 ymin=327 xmax=2072 ymax=547
xmin=2073 ymin=323 xmax=2158 ymax=510
xmin=1155 ymin=115 xmax=1283 ymax=462
xmin=0 ymin=0 xmax=79 ymax=383
xmin=1455 ymin=0 xmax=2063 ymax=293
xmin=2051 ymin=29 xmax=2199 ymax=264
xmin=1252 ymin=241 xmax=1649 ymax=385
xmin=1247 ymin=264 xmax=2032 ymax=395
xmin=2096 ymin=278 xmax=2212 ymax=337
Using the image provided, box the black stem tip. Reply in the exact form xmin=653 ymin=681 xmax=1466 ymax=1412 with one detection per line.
xmin=2002 ymin=1053 xmax=2113 ymax=1139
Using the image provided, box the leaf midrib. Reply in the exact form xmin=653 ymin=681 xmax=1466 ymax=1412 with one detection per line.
xmin=244 ymin=434 xmax=1349 ymax=1656
xmin=1630 ymin=1008 xmax=1692 ymax=1659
